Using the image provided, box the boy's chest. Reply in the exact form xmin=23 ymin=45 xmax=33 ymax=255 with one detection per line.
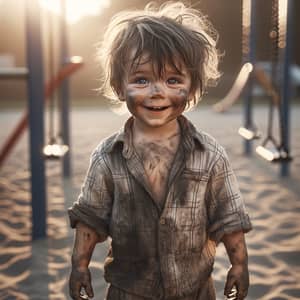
xmin=134 ymin=137 xmax=179 ymax=207
xmin=111 ymin=145 xmax=210 ymax=249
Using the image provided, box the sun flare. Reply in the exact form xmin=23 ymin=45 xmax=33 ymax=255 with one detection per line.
xmin=39 ymin=0 xmax=111 ymax=24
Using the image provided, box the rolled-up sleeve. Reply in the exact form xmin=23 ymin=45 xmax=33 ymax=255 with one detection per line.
xmin=68 ymin=149 xmax=113 ymax=239
xmin=206 ymin=147 xmax=252 ymax=243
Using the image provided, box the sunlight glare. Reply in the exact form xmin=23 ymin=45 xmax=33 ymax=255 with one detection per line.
xmin=278 ymin=0 xmax=288 ymax=49
xmin=39 ymin=0 xmax=111 ymax=24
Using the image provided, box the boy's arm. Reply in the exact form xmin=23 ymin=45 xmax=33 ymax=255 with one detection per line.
xmin=69 ymin=222 xmax=106 ymax=300
xmin=222 ymin=230 xmax=249 ymax=300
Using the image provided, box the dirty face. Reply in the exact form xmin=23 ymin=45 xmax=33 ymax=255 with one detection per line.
xmin=121 ymin=54 xmax=192 ymax=132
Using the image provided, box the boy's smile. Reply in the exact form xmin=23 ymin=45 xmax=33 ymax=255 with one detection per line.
xmin=121 ymin=56 xmax=192 ymax=134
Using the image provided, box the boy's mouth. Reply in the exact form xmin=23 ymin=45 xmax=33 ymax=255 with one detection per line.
xmin=144 ymin=106 xmax=170 ymax=111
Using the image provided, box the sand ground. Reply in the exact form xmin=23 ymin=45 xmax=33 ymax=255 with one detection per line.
xmin=0 ymin=102 xmax=300 ymax=300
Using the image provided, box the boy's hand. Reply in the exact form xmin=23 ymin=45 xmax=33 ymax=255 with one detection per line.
xmin=69 ymin=266 xmax=94 ymax=299
xmin=224 ymin=264 xmax=249 ymax=300
xmin=69 ymin=222 xmax=103 ymax=299
xmin=222 ymin=230 xmax=249 ymax=300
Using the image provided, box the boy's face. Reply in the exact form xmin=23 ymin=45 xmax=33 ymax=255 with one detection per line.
xmin=121 ymin=54 xmax=192 ymax=131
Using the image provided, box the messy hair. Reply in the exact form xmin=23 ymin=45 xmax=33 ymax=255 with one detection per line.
xmin=98 ymin=1 xmax=221 ymax=106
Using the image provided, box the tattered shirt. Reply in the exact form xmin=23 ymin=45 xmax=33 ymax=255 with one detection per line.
xmin=68 ymin=115 xmax=252 ymax=299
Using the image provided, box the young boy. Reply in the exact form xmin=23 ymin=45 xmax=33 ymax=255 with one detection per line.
xmin=68 ymin=2 xmax=252 ymax=300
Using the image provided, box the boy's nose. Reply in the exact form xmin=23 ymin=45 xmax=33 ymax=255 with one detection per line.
xmin=150 ymin=82 xmax=165 ymax=98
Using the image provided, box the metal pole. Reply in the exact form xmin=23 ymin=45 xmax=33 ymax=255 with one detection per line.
xmin=25 ymin=0 xmax=47 ymax=239
xmin=243 ymin=0 xmax=256 ymax=155
xmin=59 ymin=0 xmax=71 ymax=178
xmin=280 ymin=0 xmax=293 ymax=176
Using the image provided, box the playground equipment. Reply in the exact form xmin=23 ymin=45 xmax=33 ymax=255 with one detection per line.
xmin=0 ymin=59 xmax=83 ymax=166
xmin=213 ymin=0 xmax=294 ymax=176
xmin=0 ymin=67 xmax=28 ymax=79
xmin=43 ymin=7 xmax=70 ymax=160
xmin=255 ymin=0 xmax=292 ymax=163
xmin=213 ymin=62 xmax=254 ymax=113
xmin=236 ymin=65 xmax=279 ymax=142
xmin=0 ymin=0 xmax=83 ymax=239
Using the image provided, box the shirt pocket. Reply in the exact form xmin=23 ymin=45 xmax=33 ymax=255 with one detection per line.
xmin=173 ymin=169 xmax=209 ymax=215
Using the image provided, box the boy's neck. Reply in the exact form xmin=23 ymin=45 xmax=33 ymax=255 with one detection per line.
xmin=132 ymin=118 xmax=180 ymax=141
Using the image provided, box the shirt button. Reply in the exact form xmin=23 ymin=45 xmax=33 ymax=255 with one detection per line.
xmin=160 ymin=218 xmax=166 ymax=225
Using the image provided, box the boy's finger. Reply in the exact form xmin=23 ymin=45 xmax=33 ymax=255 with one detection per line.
xmin=224 ymin=278 xmax=235 ymax=296
xmin=73 ymin=290 xmax=84 ymax=300
xmin=70 ymin=291 xmax=83 ymax=300
xmin=79 ymin=287 xmax=89 ymax=300
xmin=69 ymin=276 xmax=80 ymax=298
xmin=85 ymin=282 xmax=94 ymax=298
xmin=234 ymin=280 xmax=248 ymax=300
xmin=236 ymin=286 xmax=247 ymax=300
xmin=72 ymin=282 xmax=87 ymax=300
xmin=69 ymin=284 xmax=79 ymax=299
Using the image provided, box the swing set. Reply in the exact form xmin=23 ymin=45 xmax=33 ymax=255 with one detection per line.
xmin=213 ymin=0 xmax=294 ymax=175
xmin=43 ymin=8 xmax=71 ymax=160
xmin=0 ymin=0 xmax=83 ymax=239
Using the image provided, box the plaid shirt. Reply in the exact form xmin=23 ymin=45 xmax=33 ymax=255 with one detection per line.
xmin=68 ymin=115 xmax=252 ymax=299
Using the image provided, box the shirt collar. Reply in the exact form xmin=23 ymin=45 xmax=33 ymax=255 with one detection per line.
xmin=106 ymin=115 xmax=205 ymax=158
xmin=177 ymin=115 xmax=205 ymax=152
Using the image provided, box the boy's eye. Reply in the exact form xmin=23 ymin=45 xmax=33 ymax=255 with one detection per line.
xmin=134 ymin=77 xmax=148 ymax=85
xmin=167 ymin=77 xmax=181 ymax=84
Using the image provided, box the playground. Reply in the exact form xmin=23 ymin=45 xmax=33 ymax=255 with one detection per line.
xmin=0 ymin=0 xmax=300 ymax=299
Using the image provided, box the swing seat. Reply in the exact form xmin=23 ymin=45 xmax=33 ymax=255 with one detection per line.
xmin=256 ymin=145 xmax=292 ymax=163
xmin=238 ymin=126 xmax=261 ymax=140
xmin=43 ymin=142 xmax=69 ymax=160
